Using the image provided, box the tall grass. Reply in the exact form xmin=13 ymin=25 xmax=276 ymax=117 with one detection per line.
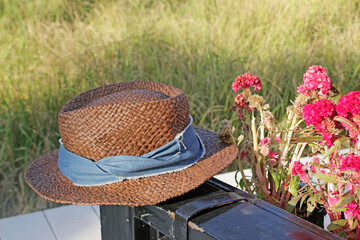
xmin=1 ymin=0 xmax=359 ymax=217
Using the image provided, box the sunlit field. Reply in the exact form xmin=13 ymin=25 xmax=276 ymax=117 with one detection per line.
xmin=1 ymin=0 xmax=359 ymax=217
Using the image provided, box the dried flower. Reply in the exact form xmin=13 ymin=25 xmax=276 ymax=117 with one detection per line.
xmin=297 ymin=65 xmax=331 ymax=96
xmin=263 ymin=104 xmax=270 ymax=110
xmin=248 ymin=95 xmax=265 ymax=110
xmin=263 ymin=110 xmax=275 ymax=131
xmin=217 ymin=119 xmax=234 ymax=144
xmin=237 ymin=135 xmax=244 ymax=146
xmin=232 ymin=73 xmax=261 ymax=93
xmin=294 ymin=94 xmax=310 ymax=107
xmin=260 ymin=144 xmax=270 ymax=156
xmin=293 ymin=94 xmax=310 ymax=116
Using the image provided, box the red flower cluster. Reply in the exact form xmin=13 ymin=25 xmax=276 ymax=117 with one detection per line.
xmin=297 ymin=65 xmax=331 ymax=96
xmin=232 ymin=73 xmax=262 ymax=92
xmin=336 ymin=91 xmax=360 ymax=120
xmin=303 ymin=99 xmax=337 ymax=126
xmin=339 ymin=154 xmax=360 ymax=173
xmin=302 ymin=99 xmax=338 ymax=146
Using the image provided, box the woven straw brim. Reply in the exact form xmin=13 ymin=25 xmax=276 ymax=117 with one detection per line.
xmin=25 ymin=128 xmax=237 ymax=206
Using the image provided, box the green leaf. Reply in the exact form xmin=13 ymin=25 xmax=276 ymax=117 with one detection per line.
xmin=328 ymin=206 xmax=347 ymax=212
xmin=334 ymin=116 xmax=359 ymax=134
xmin=313 ymin=172 xmax=338 ymax=183
xmin=269 ymin=170 xmax=280 ymax=191
xmin=348 ymin=215 xmax=354 ymax=230
xmin=335 ymin=193 xmax=357 ymax=208
xmin=333 ymin=219 xmax=348 ymax=225
xmin=337 ymin=232 xmax=346 ymax=238
xmin=299 ymin=192 xmax=311 ymax=210
xmin=286 ymin=193 xmax=304 ymax=213
xmin=239 ymin=178 xmax=244 ymax=190
xmin=306 ymin=197 xmax=316 ymax=216
xmin=350 ymin=218 xmax=358 ymax=230
xmin=322 ymin=137 xmax=348 ymax=160
xmin=292 ymin=136 xmax=323 ymax=143
xmin=289 ymin=176 xmax=300 ymax=196
xmin=235 ymin=170 xmax=241 ymax=189
xmin=327 ymin=219 xmax=348 ymax=231
xmin=312 ymin=192 xmax=321 ymax=202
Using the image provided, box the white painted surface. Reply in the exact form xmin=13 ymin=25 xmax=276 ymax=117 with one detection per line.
xmin=44 ymin=205 xmax=101 ymax=240
xmin=92 ymin=205 xmax=100 ymax=218
xmin=214 ymin=169 xmax=252 ymax=188
xmin=0 ymin=211 xmax=56 ymax=240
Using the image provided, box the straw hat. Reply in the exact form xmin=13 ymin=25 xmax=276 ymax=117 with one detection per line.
xmin=25 ymin=81 xmax=238 ymax=206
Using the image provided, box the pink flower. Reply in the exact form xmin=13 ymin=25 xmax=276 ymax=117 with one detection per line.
xmin=235 ymin=93 xmax=247 ymax=108
xmin=232 ymin=73 xmax=262 ymax=92
xmin=234 ymin=93 xmax=252 ymax=119
xmin=274 ymin=134 xmax=281 ymax=144
xmin=237 ymin=109 xmax=244 ymax=119
xmin=303 ymin=99 xmax=337 ymax=126
xmin=344 ymin=201 xmax=360 ymax=220
xmin=328 ymin=191 xmax=340 ymax=207
xmin=297 ymin=65 xmax=331 ymax=96
xmin=310 ymin=157 xmax=320 ymax=173
xmin=302 ymin=99 xmax=338 ymax=146
xmin=260 ymin=138 xmax=271 ymax=145
xmin=339 ymin=154 xmax=360 ymax=173
xmin=292 ymin=161 xmax=310 ymax=183
xmin=336 ymin=91 xmax=360 ymax=119
xmin=268 ymin=150 xmax=279 ymax=159
xmin=240 ymin=149 xmax=249 ymax=159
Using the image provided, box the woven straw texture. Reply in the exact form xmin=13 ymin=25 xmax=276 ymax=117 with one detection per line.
xmin=25 ymin=81 xmax=238 ymax=206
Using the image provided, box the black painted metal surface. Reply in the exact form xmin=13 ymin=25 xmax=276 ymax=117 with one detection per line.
xmin=100 ymin=178 xmax=341 ymax=240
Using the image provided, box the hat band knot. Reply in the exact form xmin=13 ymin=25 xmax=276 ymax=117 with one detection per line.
xmin=58 ymin=116 xmax=205 ymax=186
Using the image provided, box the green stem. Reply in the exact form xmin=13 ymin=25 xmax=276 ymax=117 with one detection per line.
xmin=236 ymin=153 xmax=252 ymax=193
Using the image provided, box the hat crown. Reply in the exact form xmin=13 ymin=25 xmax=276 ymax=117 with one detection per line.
xmin=58 ymin=82 xmax=189 ymax=161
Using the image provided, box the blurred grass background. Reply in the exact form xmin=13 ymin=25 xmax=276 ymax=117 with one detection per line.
xmin=1 ymin=0 xmax=360 ymax=218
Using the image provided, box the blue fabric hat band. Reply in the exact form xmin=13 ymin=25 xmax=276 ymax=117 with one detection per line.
xmin=58 ymin=116 xmax=205 ymax=186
